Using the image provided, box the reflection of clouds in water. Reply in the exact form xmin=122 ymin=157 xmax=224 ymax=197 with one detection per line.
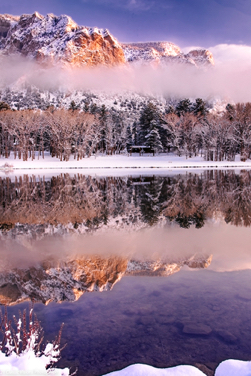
xmin=1 ymin=223 xmax=251 ymax=272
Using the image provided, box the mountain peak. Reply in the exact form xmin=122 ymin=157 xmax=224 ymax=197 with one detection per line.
xmin=122 ymin=41 xmax=214 ymax=67
xmin=0 ymin=12 xmax=125 ymax=66
xmin=186 ymin=49 xmax=215 ymax=66
xmin=0 ymin=12 xmax=214 ymax=68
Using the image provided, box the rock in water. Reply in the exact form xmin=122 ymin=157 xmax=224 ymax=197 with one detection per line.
xmin=182 ymin=323 xmax=212 ymax=335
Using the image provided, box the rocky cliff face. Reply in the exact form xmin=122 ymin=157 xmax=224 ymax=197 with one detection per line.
xmin=122 ymin=41 xmax=181 ymax=62
xmin=0 ymin=254 xmax=212 ymax=305
xmin=186 ymin=49 xmax=215 ymax=66
xmin=0 ymin=12 xmax=125 ymax=66
xmin=122 ymin=41 xmax=214 ymax=67
xmin=0 ymin=12 xmax=214 ymax=68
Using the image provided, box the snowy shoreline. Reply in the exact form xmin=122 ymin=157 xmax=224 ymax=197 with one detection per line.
xmin=1 ymin=153 xmax=251 ymax=172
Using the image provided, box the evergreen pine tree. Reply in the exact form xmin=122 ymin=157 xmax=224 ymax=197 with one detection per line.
xmin=132 ymin=121 xmax=138 ymax=145
xmin=139 ymin=102 xmax=159 ymax=144
xmin=145 ymin=128 xmax=163 ymax=155
xmin=84 ymin=101 xmax=89 ymax=112
xmin=0 ymin=101 xmax=10 ymax=111
xmin=175 ymin=99 xmax=191 ymax=117
xmin=98 ymin=104 xmax=107 ymax=153
xmin=225 ymin=103 xmax=235 ymax=121
xmin=140 ymin=177 xmax=163 ymax=225
xmin=192 ymin=98 xmax=208 ymax=118
xmin=126 ymin=126 xmax=133 ymax=152
xmin=69 ymin=100 xmax=78 ymax=111
xmin=90 ymin=103 xmax=98 ymax=114
xmin=165 ymin=105 xmax=175 ymax=114
xmin=138 ymin=102 xmax=165 ymax=146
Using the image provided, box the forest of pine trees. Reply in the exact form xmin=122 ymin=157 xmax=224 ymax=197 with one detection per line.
xmin=1 ymin=98 xmax=251 ymax=161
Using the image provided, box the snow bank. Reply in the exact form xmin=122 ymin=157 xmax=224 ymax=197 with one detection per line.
xmin=0 ymin=350 xmax=69 ymax=375
xmin=102 ymin=364 xmax=206 ymax=376
xmin=102 ymin=360 xmax=251 ymax=376
xmin=1 ymin=345 xmax=251 ymax=376
xmin=0 ymin=306 xmax=70 ymax=376
xmin=215 ymin=359 xmax=251 ymax=376
xmin=2 ymin=357 xmax=251 ymax=376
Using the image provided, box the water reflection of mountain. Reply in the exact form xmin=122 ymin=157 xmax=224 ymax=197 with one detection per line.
xmin=1 ymin=170 xmax=251 ymax=236
xmin=0 ymin=254 xmax=212 ymax=305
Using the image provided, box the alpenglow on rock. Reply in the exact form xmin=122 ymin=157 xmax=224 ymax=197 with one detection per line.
xmin=0 ymin=12 xmax=125 ymax=66
xmin=122 ymin=41 xmax=215 ymax=67
xmin=0 ymin=12 xmax=214 ymax=68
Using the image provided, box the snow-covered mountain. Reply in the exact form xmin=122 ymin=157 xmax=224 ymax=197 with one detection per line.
xmin=122 ymin=42 xmax=214 ymax=67
xmin=0 ymin=12 xmax=125 ymax=66
xmin=186 ymin=49 xmax=214 ymax=66
xmin=122 ymin=41 xmax=181 ymax=63
xmin=0 ymin=12 xmax=214 ymax=68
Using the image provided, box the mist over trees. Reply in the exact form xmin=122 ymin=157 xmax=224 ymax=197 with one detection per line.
xmin=0 ymin=96 xmax=251 ymax=161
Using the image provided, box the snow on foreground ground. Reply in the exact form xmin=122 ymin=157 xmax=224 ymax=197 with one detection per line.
xmin=1 ymin=358 xmax=251 ymax=376
xmin=102 ymin=364 xmax=205 ymax=376
xmin=1 ymin=152 xmax=251 ymax=172
xmin=102 ymin=361 xmax=251 ymax=376
xmin=0 ymin=349 xmax=70 ymax=375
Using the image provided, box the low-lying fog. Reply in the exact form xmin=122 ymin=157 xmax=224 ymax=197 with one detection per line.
xmin=1 ymin=223 xmax=251 ymax=273
xmin=1 ymin=47 xmax=251 ymax=102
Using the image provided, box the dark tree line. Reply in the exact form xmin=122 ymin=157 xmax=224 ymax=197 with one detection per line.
xmin=1 ymin=100 xmax=251 ymax=161
xmin=135 ymin=100 xmax=251 ymax=161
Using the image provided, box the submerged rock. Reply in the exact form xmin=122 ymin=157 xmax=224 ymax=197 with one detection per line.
xmin=216 ymin=330 xmax=238 ymax=344
xmin=182 ymin=323 xmax=212 ymax=335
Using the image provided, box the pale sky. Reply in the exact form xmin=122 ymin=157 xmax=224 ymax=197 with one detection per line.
xmin=0 ymin=0 xmax=251 ymax=48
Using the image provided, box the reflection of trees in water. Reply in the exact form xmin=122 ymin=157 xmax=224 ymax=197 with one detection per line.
xmin=162 ymin=170 xmax=251 ymax=228
xmin=139 ymin=178 xmax=164 ymax=225
xmin=0 ymin=175 xmax=102 ymax=226
xmin=1 ymin=171 xmax=251 ymax=229
xmin=223 ymin=171 xmax=251 ymax=227
xmin=0 ymin=175 xmax=132 ymax=228
xmin=162 ymin=174 xmax=206 ymax=228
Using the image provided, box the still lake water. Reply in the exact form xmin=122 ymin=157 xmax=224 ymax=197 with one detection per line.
xmin=1 ymin=169 xmax=251 ymax=375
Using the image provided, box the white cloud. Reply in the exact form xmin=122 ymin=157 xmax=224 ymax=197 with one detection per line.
xmin=209 ymin=43 xmax=251 ymax=64
xmin=126 ymin=0 xmax=155 ymax=11
xmin=81 ymin=0 xmax=155 ymax=11
xmin=184 ymin=43 xmax=251 ymax=65
xmin=182 ymin=46 xmax=203 ymax=54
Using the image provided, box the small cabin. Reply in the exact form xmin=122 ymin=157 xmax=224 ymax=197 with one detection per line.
xmin=129 ymin=146 xmax=154 ymax=155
